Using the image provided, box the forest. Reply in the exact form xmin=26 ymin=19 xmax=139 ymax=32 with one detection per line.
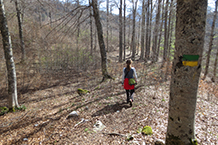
xmin=0 ymin=0 xmax=217 ymax=144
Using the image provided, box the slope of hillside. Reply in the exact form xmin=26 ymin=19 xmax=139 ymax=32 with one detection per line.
xmin=0 ymin=54 xmax=217 ymax=144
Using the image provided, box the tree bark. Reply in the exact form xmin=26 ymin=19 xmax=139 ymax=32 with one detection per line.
xmin=106 ymin=0 xmax=109 ymax=52
xmin=148 ymin=0 xmax=152 ymax=58
xmin=15 ymin=0 xmax=25 ymax=63
xmin=0 ymin=0 xmax=19 ymax=109
xmin=212 ymin=45 xmax=218 ymax=82
xmin=166 ymin=0 xmax=207 ymax=144
xmin=152 ymin=0 xmax=161 ymax=62
xmin=136 ymin=17 xmax=141 ymax=55
xmin=140 ymin=0 xmax=146 ymax=60
xmin=131 ymin=0 xmax=138 ymax=61
xmin=89 ymin=0 xmax=93 ymax=56
xmin=203 ymin=0 xmax=217 ymax=80
xmin=157 ymin=0 xmax=165 ymax=62
xmin=119 ymin=0 xmax=123 ymax=62
xmin=145 ymin=0 xmax=150 ymax=61
xmin=162 ymin=0 xmax=169 ymax=65
xmin=92 ymin=0 xmax=111 ymax=81
xmin=123 ymin=0 xmax=126 ymax=61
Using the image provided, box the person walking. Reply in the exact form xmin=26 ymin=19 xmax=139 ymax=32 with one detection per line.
xmin=122 ymin=59 xmax=138 ymax=106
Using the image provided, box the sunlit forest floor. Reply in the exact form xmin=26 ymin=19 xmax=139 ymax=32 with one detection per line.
xmin=0 ymin=50 xmax=218 ymax=145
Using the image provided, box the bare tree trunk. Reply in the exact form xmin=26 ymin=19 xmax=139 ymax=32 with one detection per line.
xmin=203 ymin=0 xmax=217 ymax=80
xmin=89 ymin=0 xmax=93 ymax=56
xmin=152 ymin=0 xmax=161 ymax=62
xmin=148 ymin=0 xmax=152 ymax=58
xmin=140 ymin=0 xmax=146 ymax=60
xmin=119 ymin=0 xmax=123 ymax=62
xmin=0 ymin=0 xmax=19 ymax=109
xmin=162 ymin=0 xmax=169 ymax=66
xmin=145 ymin=0 xmax=150 ymax=61
xmin=131 ymin=0 xmax=138 ymax=61
xmin=92 ymin=0 xmax=111 ymax=81
xmin=137 ymin=17 xmax=141 ymax=55
xmin=123 ymin=0 xmax=126 ymax=61
xmin=212 ymin=46 xmax=218 ymax=82
xmin=157 ymin=0 xmax=165 ymax=62
xmin=164 ymin=0 xmax=174 ymax=80
xmin=128 ymin=14 xmax=131 ymax=54
xmin=15 ymin=0 xmax=25 ymax=63
xmin=77 ymin=0 xmax=80 ymax=68
xmin=106 ymin=0 xmax=109 ymax=52
xmin=166 ymin=0 xmax=207 ymax=144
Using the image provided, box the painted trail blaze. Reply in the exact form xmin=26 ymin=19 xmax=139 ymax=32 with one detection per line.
xmin=182 ymin=55 xmax=199 ymax=67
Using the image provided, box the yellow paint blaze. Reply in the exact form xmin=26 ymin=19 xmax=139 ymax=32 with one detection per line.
xmin=182 ymin=61 xmax=198 ymax=67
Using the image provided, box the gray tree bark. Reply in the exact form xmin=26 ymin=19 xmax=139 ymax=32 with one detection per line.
xmin=152 ymin=0 xmax=161 ymax=62
xmin=92 ymin=0 xmax=111 ymax=81
xmin=157 ymin=0 xmax=165 ymax=62
xmin=119 ymin=0 xmax=123 ymax=62
xmin=212 ymin=45 xmax=218 ymax=82
xmin=106 ymin=0 xmax=109 ymax=52
xmin=166 ymin=0 xmax=207 ymax=144
xmin=15 ymin=0 xmax=25 ymax=63
xmin=203 ymin=0 xmax=217 ymax=80
xmin=145 ymin=0 xmax=150 ymax=61
xmin=0 ymin=0 xmax=19 ymax=109
xmin=162 ymin=0 xmax=169 ymax=65
xmin=89 ymin=0 xmax=93 ymax=55
xmin=140 ymin=0 xmax=146 ymax=60
xmin=131 ymin=0 xmax=138 ymax=61
xmin=123 ymin=0 xmax=126 ymax=61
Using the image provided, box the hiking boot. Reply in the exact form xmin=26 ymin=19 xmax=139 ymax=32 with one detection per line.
xmin=129 ymin=99 xmax=133 ymax=107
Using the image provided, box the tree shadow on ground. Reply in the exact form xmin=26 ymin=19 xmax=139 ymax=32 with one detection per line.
xmin=91 ymin=101 xmax=131 ymax=117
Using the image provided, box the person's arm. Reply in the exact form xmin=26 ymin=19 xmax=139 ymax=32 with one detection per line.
xmin=122 ymin=68 xmax=125 ymax=84
xmin=133 ymin=68 xmax=138 ymax=82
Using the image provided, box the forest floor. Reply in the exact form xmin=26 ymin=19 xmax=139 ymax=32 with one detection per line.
xmin=0 ymin=51 xmax=218 ymax=145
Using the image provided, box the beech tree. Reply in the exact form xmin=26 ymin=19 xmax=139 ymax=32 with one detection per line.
xmin=92 ymin=0 xmax=111 ymax=81
xmin=152 ymin=0 xmax=161 ymax=62
xmin=145 ymin=0 xmax=150 ymax=61
xmin=140 ymin=0 xmax=146 ymax=61
xmin=162 ymin=0 xmax=169 ymax=65
xmin=131 ymin=0 xmax=138 ymax=61
xmin=166 ymin=0 xmax=207 ymax=144
xmin=14 ymin=0 xmax=25 ymax=63
xmin=203 ymin=0 xmax=218 ymax=80
xmin=0 ymin=0 xmax=19 ymax=109
xmin=123 ymin=0 xmax=126 ymax=61
xmin=156 ymin=0 xmax=165 ymax=62
xmin=119 ymin=0 xmax=123 ymax=62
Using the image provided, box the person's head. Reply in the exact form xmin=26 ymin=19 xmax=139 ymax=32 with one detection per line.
xmin=126 ymin=59 xmax=132 ymax=71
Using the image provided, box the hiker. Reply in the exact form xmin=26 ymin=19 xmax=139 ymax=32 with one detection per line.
xmin=122 ymin=59 xmax=138 ymax=106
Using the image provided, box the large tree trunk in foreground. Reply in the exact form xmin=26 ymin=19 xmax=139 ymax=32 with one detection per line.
xmin=92 ymin=0 xmax=111 ymax=81
xmin=166 ymin=0 xmax=207 ymax=144
xmin=203 ymin=0 xmax=218 ymax=80
xmin=0 ymin=0 xmax=19 ymax=109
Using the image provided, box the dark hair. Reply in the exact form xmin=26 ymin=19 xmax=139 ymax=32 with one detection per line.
xmin=126 ymin=59 xmax=132 ymax=71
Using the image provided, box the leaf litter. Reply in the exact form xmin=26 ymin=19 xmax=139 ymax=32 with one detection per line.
xmin=0 ymin=61 xmax=217 ymax=145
